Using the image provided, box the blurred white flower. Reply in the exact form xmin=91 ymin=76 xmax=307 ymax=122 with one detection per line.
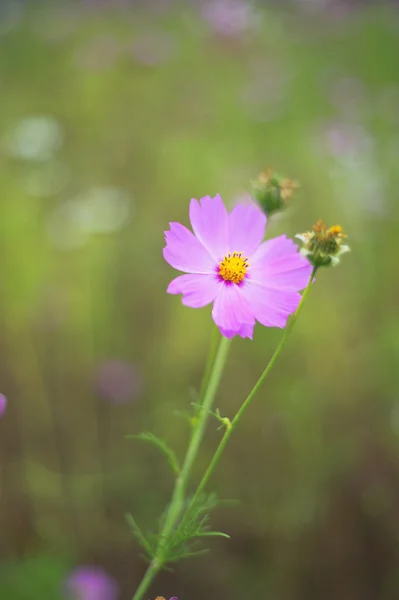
xmin=201 ymin=0 xmax=258 ymax=38
xmin=46 ymin=187 xmax=133 ymax=250
xmin=2 ymin=115 xmax=63 ymax=161
xmin=20 ymin=160 xmax=70 ymax=197
xmin=77 ymin=187 xmax=132 ymax=234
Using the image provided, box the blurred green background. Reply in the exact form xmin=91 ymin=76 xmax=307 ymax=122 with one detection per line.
xmin=1 ymin=0 xmax=399 ymax=598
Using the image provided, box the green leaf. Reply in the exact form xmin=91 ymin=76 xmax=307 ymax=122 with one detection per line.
xmin=125 ymin=513 xmax=154 ymax=558
xmin=155 ymin=492 xmax=232 ymax=564
xmin=168 ymin=548 xmax=210 ymax=562
xmin=195 ymin=531 xmax=231 ymax=538
xmin=126 ymin=432 xmax=180 ymax=475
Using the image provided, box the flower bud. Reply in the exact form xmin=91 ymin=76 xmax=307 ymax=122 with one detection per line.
xmin=296 ymin=220 xmax=350 ymax=268
xmin=250 ymin=167 xmax=299 ymax=217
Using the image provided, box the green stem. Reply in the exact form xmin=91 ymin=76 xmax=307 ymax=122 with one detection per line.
xmin=198 ymin=325 xmax=220 ymax=403
xmin=131 ymin=561 xmax=160 ymax=600
xmin=132 ymin=333 xmax=232 ymax=600
xmin=184 ymin=268 xmax=317 ymax=514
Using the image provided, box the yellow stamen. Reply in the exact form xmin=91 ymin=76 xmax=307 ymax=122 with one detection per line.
xmin=328 ymin=224 xmax=346 ymax=237
xmin=218 ymin=251 xmax=248 ymax=284
xmin=312 ymin=219 xmax=328 ymax=235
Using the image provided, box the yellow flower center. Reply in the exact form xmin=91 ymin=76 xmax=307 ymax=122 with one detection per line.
xmin=218 ymin=252 xmax=249 ymax=284
xmin=328 ymin=224 xmax=346 ymax=237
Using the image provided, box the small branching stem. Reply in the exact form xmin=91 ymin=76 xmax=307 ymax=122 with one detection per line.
xmin=182 ymin=268 xmax=317 ymax=516
xmin=132 ymin=332 xmax=231 ymax=600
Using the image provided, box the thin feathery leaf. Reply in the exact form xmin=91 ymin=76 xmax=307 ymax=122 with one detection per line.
xmin=126 ymin=432 xmax=180 ymax=475
xmin=125 ymin=513 xmax=153 ymax=557
xmin=195 ymin=531 xmax=231 ymax=539
xmin=155 ymin=492 xmax=231 ymax=563
xmin=169 ymin=548 xmax=210 ymax=562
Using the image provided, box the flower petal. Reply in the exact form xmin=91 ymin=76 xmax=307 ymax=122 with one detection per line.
xmin=251 ymin=234 xmax=298 ymax=262
xmin=241 ymin=281 xmax=301 ymax=328
xmin=189 ymin=195 xmax=228 ymax=261
xmin=163 ymin=222 xmax=215 ymax=274
xmin=250 ymin=235 xmax=312 ymax=290
xmin=212 ymin=283 xmax=255 ymax=339
xmin=228 ymin=202 xmax=266 ymax=256
xmin=251 ymin=256 xmax=313 ymax=290
xmin=167 ymin=274 xmax=220 ymax=308
xmin=219 ymin=322 xmax=254 ymax=340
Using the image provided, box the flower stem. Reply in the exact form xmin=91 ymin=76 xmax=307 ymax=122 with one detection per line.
xmin=198 ymin=325 xmax=220 ymax=402
xmin=184 ymin=268 xmax=317 ymax=515
xmin=132 ymin=332 xmax=231 ymax=600
xmin=131 ymin=560 xmax=160 ymax=600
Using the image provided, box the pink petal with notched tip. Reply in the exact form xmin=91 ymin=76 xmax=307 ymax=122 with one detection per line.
xmin=219 ymin=321 xmax=254 ymax=339
xmin=251 ymin=234 xmax=298 ymax=262
xmin=212 ymin=283 xmax=255 ymax=339
xmin=163 ymin=222 xmax=214 ymax=274
xmin=228 ymin=201 xmax=266 ymax=256
xmin=189 ymin=194 xmax=229 ymax=262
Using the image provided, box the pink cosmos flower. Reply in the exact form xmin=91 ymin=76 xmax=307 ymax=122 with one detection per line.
xmin=0 ymin=393 xmax=7 ymax=417
xmin=163 ymin=195 xmax=312 ymax=339
xmin=64 ymin=566 xmax=118 ymax=600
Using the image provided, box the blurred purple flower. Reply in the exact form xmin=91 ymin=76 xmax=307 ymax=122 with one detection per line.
xmin=94 ymin=360 xmax=143 ymax=404
xmin=201 ymin=0 xmax=257 ymax=38
xmin=65 ymin=566 xmax=118 ymax=600
xmin=0 ymin=394 xmax=7 ymax=417
xmin=323 ymin=121 xmax=373 ymax=160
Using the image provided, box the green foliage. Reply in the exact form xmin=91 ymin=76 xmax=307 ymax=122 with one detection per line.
xmin=190 ymin=403 xmax=232 ymax=431
xmin=126 ymin=432 xmax=181 ymax=476
xmin=159 ymin=493 xmax=231 ymax=564
xmin=126 ymin=493 xmax=232 ymax=565
xmin=125 ymin=513 xmax=155 ymax=561
xmin=0 ymin=554 xmax=71 ymax=600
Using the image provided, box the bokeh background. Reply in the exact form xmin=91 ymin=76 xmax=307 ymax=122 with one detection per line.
xmin=1 ymin=0 xmax=399 ymax=598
